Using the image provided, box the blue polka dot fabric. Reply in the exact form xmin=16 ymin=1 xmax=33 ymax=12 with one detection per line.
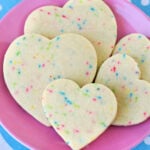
xmin=131 ymin=0 xmax=150 ymax=16
xmin=0 ymin=0 xmax=150 ymax=150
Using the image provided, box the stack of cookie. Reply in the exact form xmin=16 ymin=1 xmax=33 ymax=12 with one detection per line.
xmin=3 ymin=0 xmax=150 ymax=149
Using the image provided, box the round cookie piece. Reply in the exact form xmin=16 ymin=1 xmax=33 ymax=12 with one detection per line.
xmin=42 ymin=79 xmax=117 ymax=150
xmin=3 ymin=33 xmax=97 ymax=126
xmin=95 ymin=54 xmax=150 ymax=126
xmin=24 ymin=0 xmax=117 ymax=66
xmin=113 ymin=33 xmax=150 ymax=82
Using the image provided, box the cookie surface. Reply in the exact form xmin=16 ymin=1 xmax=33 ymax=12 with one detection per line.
xmin=42 ymin=79 xmax=117 ymax=150
xmin=113 ymin=33 xmax=150 ymax=82
xmin=3 ymin=33 xmax=97 ymax=126
xmin=24 ymin=0 xmax=117 ymax=66
xmin=95 ymin=54 xmax=150 ymax=126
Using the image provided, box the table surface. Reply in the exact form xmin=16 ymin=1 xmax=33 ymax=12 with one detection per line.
xmin=0 ymin=0 xmax=150 ymax=150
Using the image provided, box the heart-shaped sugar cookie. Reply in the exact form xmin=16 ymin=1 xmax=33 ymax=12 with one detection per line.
xmin=96 ymin=54 xmax=150 ymax=126
xmin=42 ymin=79 xmax=117 ymax=150
xmin=113 ymin=33 xmax=150 ymax=82
xmin=3 ymin=33 xmax=97 ymax=126
xmin=24 ymin=0 xmax=117 ymax=66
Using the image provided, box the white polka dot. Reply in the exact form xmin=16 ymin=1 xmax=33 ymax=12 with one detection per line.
xmin=144 ymin=136 xmax=150 ymax=145
xmin=141 ymin=0 xmax=150 ymax=6
xmin=0 ymin=4 xmax=3 ymax=11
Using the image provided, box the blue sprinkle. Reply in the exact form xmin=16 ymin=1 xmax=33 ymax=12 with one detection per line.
xmin=9 ymin=60 xmax=13 ymax=64
xmin=56 ymin=37 xmax=60 ymax=41
xmin=97 ymin=96 xmax=102 ymax=99
xmin=90 ymin=7 xmax=96 ymax=12
xmin=64 ymin=97 xmax=68 ymax=100
xmin=54 ymin=121 xmax=58 ymax=125
xmin=56 ymin=45 xmax=59 ymax=48
xmin=85 ymin=89 xmax=89 ymax=93
xmin=38 ymin=38 xmax=42 ymax=42
xmin=60 ymin=29 xmax=64 ymax=33
xmin=68 ymin=5 xmax=73 ymax=9
xmin=116 ymin=72 xmax=119 ymax=77
xmin=67 ymin=99 xmax=72 ymax=105
xmin=118 ymin=47 xmax=122 ymax=51
xmin=138 ymin=35 xmax=142 ymax=39
xmin=141 ymin=59 xmax=145 ymax=63
xmin=97 ymin=88 xmax=100 ymax=91
xmin=66 ymin=141 xmax=70 ymax=145
xmin=82 ymin=20 xmax=87 ymax=25
xmin=77 ymin=24 xmax=82 ymax=30
xmin=89 ymin=64 xmax=93 ymax=69
xmin=59 ymin=91 xmax=66 ymax=96
xmin=122 ymin=53 xmax=126 ymax=58
xmin=64 ymin=98 xmax=73 ymax=105
xmin=57 ymin=75 xmax=61 ymax=79
xmin=123 ymin=76 xmax=127 ymax=80
xmin=38 ymin=64 xmax=41 ymax=68
xmin=129 ymin=92 xmax=133 ymax=98
xmin=16 ymin=42 xmax=20 ymax=46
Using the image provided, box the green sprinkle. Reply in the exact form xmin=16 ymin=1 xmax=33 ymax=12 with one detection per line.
xmin=16 ymin=51 xmax=21 ymax=56
xmin=100 ymin=122 xmax=107 ymax=127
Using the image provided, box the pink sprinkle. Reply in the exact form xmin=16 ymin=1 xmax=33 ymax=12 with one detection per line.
xmin=26 ymin=88 xmax=29 ymax=93
xmin=128 ymin=37 xmax=131 ymax=41
xmin=86 ymin=71 xmax=90 ymax=76
xmin=128 ymin=121 xmax=132 ymax=125
xmin=89 ymin=111 xmax=93 ymax=115
xmin=47 ymin=89 xmax=53 ymax=93
xmin=92 ymin=119 xmax=96 ymax=124
xmin=92 ymin=98 xmax=97 ymax=102
xmin=61 ymin=124 xmax=65 ymax=128
xmin=56 ymin=127 xmax=60 ymax=130
xmin=111 ymin=66 xmax=116 ymax=72
xmin=74 ymin=129 xmax=80 ymax=133
xmin=42 ymin=64 xmax=45 ymax=68
xmin=39 ymin=9 xmax=43 ymax=12
xmin=145 ymin=91 xmax=148 ymax=95
xmin=86 ymin=61 xmax=89 ymax=65
xmin=77 ymin=18 xmax=81 ymax=21
xmin=122 ymin=43 xmax=126 ymax=46
xmin=62 ymin=15 xmax=68 ymax=19
xmin=47 ymin=12 xmax=51 ymax=15
xmin=144 ymin=112 xmax=147 ymax=117
xmin=146 ymin=45 xmax=150 ymax=49
xmin=117 ymin=61 xmax=121 ymax=65
xmin=14 ymin=90 xmax=19 ymax=95
xmin=12 ymin=66 xmax=15 ymax=70
xmin=49 ymin=114 xmax=53 ymax=117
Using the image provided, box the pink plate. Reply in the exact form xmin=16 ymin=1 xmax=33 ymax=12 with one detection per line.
xmin=0 ymin=0 xmax=150 ymax=149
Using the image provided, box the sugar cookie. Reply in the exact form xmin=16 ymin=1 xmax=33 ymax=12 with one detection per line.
xmin=96 ymin=54 xmax=150 ymax=126
xmin=42 ymin=79 xmax=117 ymax=150
xmin=3 ymin=33 xmax=97 ymax=126
xmin=113 ymin=33 xmax=150 ymax=82
xmin=24 ymin=0 xmax=117 ymax=66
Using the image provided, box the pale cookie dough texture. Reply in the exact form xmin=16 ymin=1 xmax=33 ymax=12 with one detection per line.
xmin=42 ymin=79 xmax=117 ymax=150
xmin=24 ymin=0 xmax=117 ymax=66
xmin=113 ymin=33 xmax=150 ymax=82
xmin=3 ymin=33 xmax=97 ymax=126
xmin=96 ymin=54 xmax=150 ymax=126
